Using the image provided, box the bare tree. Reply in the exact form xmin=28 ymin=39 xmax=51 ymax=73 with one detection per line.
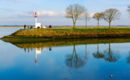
xmin=104 ymin=8 xmax=121 ymax=28
xmin=128 ymin=6 xmax=130 ymax=17
xmin=93 ymin=13 xmax=104 ymax=27
xmin=66 ymin=4 xmax=85 ymax=28
xmin=84 ymin=11 xmax=90 ymax=27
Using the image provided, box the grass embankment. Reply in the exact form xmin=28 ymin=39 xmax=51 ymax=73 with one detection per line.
xmin=2 ymin=27 xmax=130 ymax=43
xmin=4 ymin=27 xmax=130 ymax=38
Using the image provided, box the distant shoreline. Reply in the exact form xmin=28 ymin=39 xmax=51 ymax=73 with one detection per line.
xmin=0 ymin=27 xmax=23 ymax=28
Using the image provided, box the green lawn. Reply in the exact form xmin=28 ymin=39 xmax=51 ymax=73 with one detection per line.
xmin=51 ymin=26 xmax=130 ymax=32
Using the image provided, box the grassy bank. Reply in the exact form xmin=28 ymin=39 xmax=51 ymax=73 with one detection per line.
xmin=1 ymin=27 xmax=130 ymax=45
xmin=2 ymin=27 xmax=130 ymax=39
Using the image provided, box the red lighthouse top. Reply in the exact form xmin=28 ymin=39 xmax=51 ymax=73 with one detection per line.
xmin=35 ymin=11 xmax=38 ymax=18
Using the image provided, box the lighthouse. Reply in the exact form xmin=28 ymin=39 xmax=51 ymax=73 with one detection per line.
xmin=34 ymin=11 xmax=46 ymax=28
xmin=34 ymin=11 xmax=38 ymax=25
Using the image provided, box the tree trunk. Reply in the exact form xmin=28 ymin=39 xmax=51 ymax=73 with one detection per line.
xmin=86 ymin=19 xmax=88 ymax=27
xmin=73 ymin=23 xmax=76 ymax=29
xmin=73 ymin=21 xmax=76 ymax=29
xmin=98 ymin=20 xmax=100 ymax=27
xmin=109 ymin=21 xmax=111 ymax=29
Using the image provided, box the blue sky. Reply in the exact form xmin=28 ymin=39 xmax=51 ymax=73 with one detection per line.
xmin=0 ymin=0 xmax=130 ymax=26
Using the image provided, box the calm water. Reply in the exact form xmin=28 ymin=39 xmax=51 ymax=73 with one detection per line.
xmin=0 ymin=28 xmax=20 ymax=38
xmin=0 ymin=28 xmax=130 ymax=80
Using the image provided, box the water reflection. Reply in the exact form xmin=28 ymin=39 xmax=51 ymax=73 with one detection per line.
xmin=93 ymin=44 xmax=104 ymax=59
xmin=20 ymin=42 xmax=130 ymax=66
xmin=24 ymin=48 xmax=47 ymax=64
xmin=104 ymin=43 xmax=120 ymax=62
xmin=84 ymin=45 xmax=88 ymax=59
xmin=93 ymin=43 xmax=120 ymax=63
xmin=35 ymin=48 xmax=42 ymax=64
xmin=22 ymin=43 xmax=125 ymax=69
xmin=128 ymin=53 xmax=130 ymax=64
xmin=66 ymin=44 xmax=86 ymax=68
xmin=1 ymin=39 xmax=130 ymax=80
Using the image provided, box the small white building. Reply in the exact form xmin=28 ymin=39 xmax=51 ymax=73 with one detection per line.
xmin=34 ymin=23 xmax=46 ymax=28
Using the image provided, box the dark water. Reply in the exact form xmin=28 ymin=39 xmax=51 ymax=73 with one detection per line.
xmin=0 ymin=28 xmax=130 ymax=80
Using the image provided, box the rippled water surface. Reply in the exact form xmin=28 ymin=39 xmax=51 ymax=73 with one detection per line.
xmin=0 ymin=28 xmax=130 ymax=80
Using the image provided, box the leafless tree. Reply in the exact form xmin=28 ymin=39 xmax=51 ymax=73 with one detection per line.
xmin=84 ymin=11 xmax=90 ymax=27
xmin=66 ymin=4 xmax=85 ymax=28
xmin=128 ymin=6 xmax=130 ymax=17
xmin=104 ymin=8 xmax=121 ymax=28
xmin=93 ymin=13 xmax=104 ymax=27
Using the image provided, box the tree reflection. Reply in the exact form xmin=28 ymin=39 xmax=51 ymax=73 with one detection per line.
xmin=49 ymin=47 xmax=52 ymax=51
xmin=93 ymin=44 xmax=104 ymax=59
xmin=84 ymin=45 xmax=88 ymax=59
xmin=93 ymin=42 xmax=120 ymax=63
xmin=127 ymin=53 xmax=130 ymax=64
xmin=66 ymin=44 xmax=86 ymax=68
xmin=104 ymin=42 xmax=120 ymax=62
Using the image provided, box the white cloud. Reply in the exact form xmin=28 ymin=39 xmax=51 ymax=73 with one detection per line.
xmin=89 ymin=12 xmax=96 ymax=17
xmin=17 ymin=11 xmax=33 ymax=17
xmin=18 ymin=10 xmax=65 ymax=17
xmin=37 ymin=11 xmax=65 ymax=16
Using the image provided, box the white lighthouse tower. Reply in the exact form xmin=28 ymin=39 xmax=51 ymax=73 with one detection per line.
xmin=34 ymin=11 xmax=46 ymax=28
xmin=34 ymin=11 xmax=38 ymax=26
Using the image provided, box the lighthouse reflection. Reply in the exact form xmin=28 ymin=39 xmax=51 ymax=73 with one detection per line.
xmin=24 ymin=47 xmax=49 ymax=64
xmin=35 ymin=48 xmax=42 ymax=64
